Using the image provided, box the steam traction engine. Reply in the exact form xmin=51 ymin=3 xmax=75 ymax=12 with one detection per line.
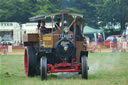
xmin=24 ymin=11 xmax=88 ymax=80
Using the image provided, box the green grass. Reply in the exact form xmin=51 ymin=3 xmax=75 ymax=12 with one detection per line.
xmin=0 ymin=53 xmax=128 ymax=85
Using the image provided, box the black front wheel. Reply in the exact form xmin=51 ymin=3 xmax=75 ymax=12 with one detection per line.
xmin=40 ymin=56 xmax=47 ymax=80
xmin=81 ymin=56 xmax=88 ymax=79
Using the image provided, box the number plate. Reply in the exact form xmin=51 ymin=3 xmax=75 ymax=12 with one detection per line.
xmin=43 ymin=36 xmax=52 ymax=41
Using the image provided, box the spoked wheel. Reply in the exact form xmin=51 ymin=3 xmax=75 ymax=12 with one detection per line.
xmin=24 ymin=46 xmax=37 ymax=77
xmin=81 ymin=56 xmax=88 ymax=79
xmin=40 ymin=56 xmax=47 ymax=80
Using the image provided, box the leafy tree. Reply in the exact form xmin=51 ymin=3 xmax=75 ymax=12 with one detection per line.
xmin=0 ymin=0 xmax=52 ymax=22
xmin=58 ymin=0 xmax=98 ymax=28
xmin=90 ymin=0 xmax=128 ymax=30
xmin=0 ymin=0 xmax=127 ymax=31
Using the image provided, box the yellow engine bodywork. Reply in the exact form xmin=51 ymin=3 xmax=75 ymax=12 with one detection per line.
xmin=43 ymin=35 xmax=53 ymax=48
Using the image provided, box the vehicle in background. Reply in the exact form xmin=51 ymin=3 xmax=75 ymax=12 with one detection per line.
xmin=104 ymin=35 xmax=121 ymax=48
xmin=0 ymin=22 xmax=21 ymax=45
xmin=0 ymin=41 xmax=14 ymax=46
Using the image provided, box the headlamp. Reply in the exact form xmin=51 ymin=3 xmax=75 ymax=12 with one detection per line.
xmin=64 ymin=27 xmax=69 ymax=33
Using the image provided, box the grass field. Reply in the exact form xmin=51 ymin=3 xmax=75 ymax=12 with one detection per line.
xmin=0 ymin=52 xmax=128 ymax=85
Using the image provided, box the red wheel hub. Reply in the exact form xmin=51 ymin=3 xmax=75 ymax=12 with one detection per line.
xmin=24 ymin=48 xmax=28 ymax=76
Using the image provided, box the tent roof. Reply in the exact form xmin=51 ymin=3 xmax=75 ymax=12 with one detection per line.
xmin=83 ymin=26 xmax=104 ymax=34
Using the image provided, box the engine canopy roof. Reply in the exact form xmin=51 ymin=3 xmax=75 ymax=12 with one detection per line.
xmin=29 ymin=11 xmax=83 ymax=21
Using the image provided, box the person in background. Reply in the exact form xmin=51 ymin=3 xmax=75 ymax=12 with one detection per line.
xmin=126 ymin=27 xmax=128 ymax=42
xmin=121 ymin=36 xmax=127 ymax=52
xmin=117 ymin=36 xmax=121 ymax=52
xmin=97 ymin=33 xmax=103 ymax=52
xmin=0 ymin=43 xmax=2 ymax=55
xmin=112 ymin=36 xmax=118 ymax=52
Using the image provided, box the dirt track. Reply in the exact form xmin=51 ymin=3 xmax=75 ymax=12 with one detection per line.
xmin=0 ymin=49 xmax=24 ymax=55
xmin=0 ymin=48 xmax=128 ymax=55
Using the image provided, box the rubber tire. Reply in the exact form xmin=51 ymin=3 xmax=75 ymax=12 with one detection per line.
xmin=26 ymin=46 xmax=37 ymax=77
xmin=40 ymin=57 xmax=47 ymax=80
xmin=81 ymin=56 xmax=88 ymax=79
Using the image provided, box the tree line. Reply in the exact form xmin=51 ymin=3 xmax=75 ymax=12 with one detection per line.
xmin=0 ymin=0 xmax=128 ymax=30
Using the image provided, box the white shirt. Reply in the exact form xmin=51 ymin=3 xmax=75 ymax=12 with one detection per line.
xmin=126 ymin=27 xmax=128 ymax=35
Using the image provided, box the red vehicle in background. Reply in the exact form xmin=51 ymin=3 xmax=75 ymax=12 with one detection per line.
xmin=104 ymin=35 xmax=121 ymax=48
